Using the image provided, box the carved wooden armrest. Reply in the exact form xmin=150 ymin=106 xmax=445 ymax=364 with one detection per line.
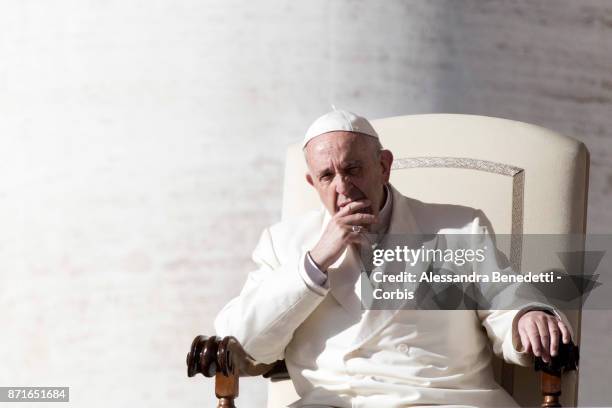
xmin=186 ymin=335 xmax=281 ymax=408
xmin=187 ymin=335 xmax=579 ymax=408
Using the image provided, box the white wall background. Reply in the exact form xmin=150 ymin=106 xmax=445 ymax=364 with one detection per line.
xmin=0 ymin=1 xmax=611 ymax=407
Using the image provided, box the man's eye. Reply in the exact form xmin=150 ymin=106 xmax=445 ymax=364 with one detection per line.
xmin=347 ymin=166 xmax=361 ymax=175
xmin=320 ymin=174 xmax=332 ymax=182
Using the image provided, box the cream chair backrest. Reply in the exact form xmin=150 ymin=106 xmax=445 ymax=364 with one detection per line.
xmin=274 ymin=114 xmax=589 ymax=407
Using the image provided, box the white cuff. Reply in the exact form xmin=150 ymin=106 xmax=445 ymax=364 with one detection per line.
xmin=298 ymin=252 xmax=330 ymax=296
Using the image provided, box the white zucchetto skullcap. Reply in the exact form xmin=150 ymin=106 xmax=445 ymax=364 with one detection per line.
xmin=302 ymin=109 xmax=379 ymax=149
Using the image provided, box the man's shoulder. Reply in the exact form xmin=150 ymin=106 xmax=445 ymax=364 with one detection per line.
xmin=265 ymin=209 xmax=325 ymax=247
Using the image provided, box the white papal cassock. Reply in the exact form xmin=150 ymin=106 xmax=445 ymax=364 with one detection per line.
xmin=215 ymin=184 xmax=569 ymax=408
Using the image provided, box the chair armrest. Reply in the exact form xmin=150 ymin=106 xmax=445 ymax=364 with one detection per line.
xmin=534 ymin=341 xmax=579 ymax=407
xmin=187 ymin=335 xmax=579 ymax=407
xmin=186 ymin=335 xmax=284 ymax=407
xmin=187 ymin=335 xmax=279 ymax=378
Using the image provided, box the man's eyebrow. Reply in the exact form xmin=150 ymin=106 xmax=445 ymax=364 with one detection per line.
xmin=317 ymin=168 xmax=333 ymax=177
xmin=316 ymin=160 xmax=362 ymax=177
xmin=342 ymin=160 xmax=362 ymax=167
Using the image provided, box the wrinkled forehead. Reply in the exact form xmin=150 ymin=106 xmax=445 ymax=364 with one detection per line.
xmin=305 ymin=131 xmax=372 ymax=164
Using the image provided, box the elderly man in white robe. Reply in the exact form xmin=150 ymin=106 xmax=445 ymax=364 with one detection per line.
xmin=215 ymin=110 xmax=572 ymax=408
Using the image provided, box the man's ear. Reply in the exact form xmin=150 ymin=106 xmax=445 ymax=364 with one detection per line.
xmin=305 ymin=172 xmax=314 ymax=187
xmin=380 ymin=150 xmax=394 ymax=182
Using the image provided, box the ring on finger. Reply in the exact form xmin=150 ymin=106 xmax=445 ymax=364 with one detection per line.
xmin=351 ymin=225 xmax=363 ymax=233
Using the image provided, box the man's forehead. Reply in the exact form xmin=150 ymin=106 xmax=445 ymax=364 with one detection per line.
xmin=306 ymin=131 xmax=369 ymax=156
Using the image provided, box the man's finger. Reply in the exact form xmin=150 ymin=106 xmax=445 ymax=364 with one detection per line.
xmin=343 ymin=213 xmax=377 ymax=226
xmin=527 ymin=327 xmax=542 ymax=358
xmin=519 ymin=329 xmax=532 ymax=354
xmin=548 ymin=320 xmax=560 ymax=357
xmin=558 ymin=320 xmax=571 ymax=344
xmin=337 ymin=200 xmax=371 ymax=216
xmin=535 ymin=319 xmax=551 ymax=362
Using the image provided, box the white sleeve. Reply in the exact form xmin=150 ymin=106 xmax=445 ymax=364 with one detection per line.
xmin=300 ymin=251 xmax=330 ymax=294
xmin=470 ymin=211 xmax=574 ymax=366
xmin=214 ymin=227 xmax=329 ymax=364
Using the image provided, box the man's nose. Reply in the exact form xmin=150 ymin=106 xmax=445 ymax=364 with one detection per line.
xmin=334 ymin=174 xmax=353 ymax=196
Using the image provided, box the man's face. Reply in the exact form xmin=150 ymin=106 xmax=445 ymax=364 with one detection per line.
xmin=304 ymin=131 xmax=393 ymax=216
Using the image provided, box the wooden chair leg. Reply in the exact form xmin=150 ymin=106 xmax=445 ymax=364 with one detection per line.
xmin=541 ymin=371 xmax=561 ymax=407
xmin=535 ymin=341 xmax=579 ymax=408
xmin=215 ymin=370 xmax=239 ymax=408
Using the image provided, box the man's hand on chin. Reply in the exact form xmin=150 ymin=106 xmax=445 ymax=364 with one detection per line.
xmin=517 ymin=310 xmax=571 ymax=363
xmin=309 ymin=199 xmax=377 ymax=272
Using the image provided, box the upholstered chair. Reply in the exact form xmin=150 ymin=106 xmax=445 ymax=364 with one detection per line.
xmin=188 ymin=114 xmax=587 ymax=408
